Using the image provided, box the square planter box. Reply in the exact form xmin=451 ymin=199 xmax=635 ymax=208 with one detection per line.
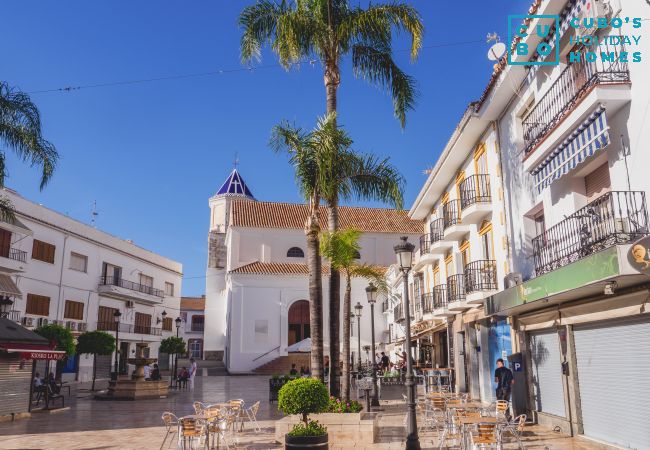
xmin=275 ymin=412 xmax=380 ymax=445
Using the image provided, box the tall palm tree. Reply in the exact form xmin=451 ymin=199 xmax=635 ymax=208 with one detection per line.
xmin=0 ymin=81 xmax=58 ymax=220
xmin=321 ymin=228 xmax=387 ymax=402
xmin=240 ymin=0 xmax=420 ymax=395
xmin=317 ymin=117 xmax=403 ymax=396
xmin=271 ymin=113 xmax=350 ymax=381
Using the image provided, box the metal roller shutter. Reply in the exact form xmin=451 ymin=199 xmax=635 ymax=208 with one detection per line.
xmin=529 ymin=329 xmax=566 ymax=418
xmin=0 ymin=355 xmax=32 ymax=416
xmin=574 ymin=316 xmax=650 ymax=449
xmin=584 ymin=162 xmax=611 ymax=202
xmin=95 ymin=354 xmax=112 ymax=380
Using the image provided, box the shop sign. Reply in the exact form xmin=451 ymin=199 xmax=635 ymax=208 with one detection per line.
xmin=19 ymin=351 xmax=66 ymax=361
xmin=627 ymin=236 xmax=650 ymax=276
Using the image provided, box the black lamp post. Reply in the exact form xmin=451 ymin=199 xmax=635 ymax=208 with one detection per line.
xmin=354 ymin=302 xmax=363 ymax=372
xmin=365 ymin=282 xmax=380 ymax=407
xmin=112 ymin=310 xmax=122 ymax=381
xmin=394 ymin=236 xmax=421 ymax=450
xmin=173 ymin=317 xmax=182 ymax=388
xmin=0 ymin=296 xmax=14 ymax=319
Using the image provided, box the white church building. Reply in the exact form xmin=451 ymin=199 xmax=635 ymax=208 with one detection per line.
xmin=203 ymin=169 xmax=422 ymax=373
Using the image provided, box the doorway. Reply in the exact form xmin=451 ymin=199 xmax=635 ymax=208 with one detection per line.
xmin=119 ymin=342 xmax=129 ymax=374
xmin=288 ymin=300 xmax=310 ymax=346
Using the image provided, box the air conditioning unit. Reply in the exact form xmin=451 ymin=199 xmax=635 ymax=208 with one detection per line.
xmin=66 ymin=321 xmax=77 ymax=331
xmin=125 ymin=300 xmax=135 ymax=309
xmin=78 ymin=322 xmax=87 ymax=332
xmin=22 ymin=317 xmax=34 ymax=327
xmin=53 ymin=320 xmax=63 ymax=326
xmin=37 ymin=317 xmax=49 ymax=327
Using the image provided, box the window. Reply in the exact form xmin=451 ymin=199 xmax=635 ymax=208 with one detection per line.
xmin=533 ymin=211 xmax=546 ymax=237
xmin=180 ymin=312 xmax=188 ymax=323
xmin=64 ymin=300 xmax=84 ymax=320
xmin=97 ymin=306 xmax=118 ymax=331
xmin=162 ymin=317 xmax=173 ymax=331
xmin=69 ymin=252 xmax=88 ymax=272
xmin=287 ymin=247 xmax=305 ymax=258
xmin=191 ymin=315 xmax=205 ymax=332
xmin=474 ymin=143 xmax=488 ymax=174
xmin=164 ymin=282 xmax=174 ymax=296
xmin=32 ymin=239 xmax=55 ymax=264
xmin=139 ymin=274 xmax=153 ymax=288
xmin=459 ymin=240 xmax=471 ymax=269
xmin=134 ymin=312 xmax=152 ymax=334
xmin=479 ymin=221 xmax=495 ymax=260
xmin=0 ymin=229 xmax=12 ymax=258
xmin=26 ymin=294 xmax=50 ymax=316
xmin=102 ymin=262 xmax=122 ymax=282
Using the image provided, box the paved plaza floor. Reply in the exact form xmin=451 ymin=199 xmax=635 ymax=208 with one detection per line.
xmin=0 ymin=376 xmax=612 ymax=449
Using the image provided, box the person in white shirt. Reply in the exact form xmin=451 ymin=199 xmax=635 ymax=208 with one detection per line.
xmin=143 ymin=364 xmax=151 ymax=380
xmin=189 ymin=358 xmax=197 ymax=390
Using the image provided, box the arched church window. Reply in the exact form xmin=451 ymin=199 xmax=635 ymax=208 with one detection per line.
xmin=287 ymin=247 xmax=305 ymax=258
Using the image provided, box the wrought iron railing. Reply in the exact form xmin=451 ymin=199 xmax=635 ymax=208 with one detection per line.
xmin=532 ymin=191 xmax=648 ymax=276
xmin=2 ymin=310 xmax=21 ymax=322
xmin=419 ymin=234 xmax=431 ymax=255
xmin=421 ymin=292 xmax=434 ymax=313
xmin=430 ymin=219 xmax=445 ymax=242
xmin=465 ymin=260 xmax=498 ymax=293
xmin=523 ymin=42 xmax=630 ymax=153
xmin=433 ymin=285 xmax=448 ymax=309
xmin=394 ymin=303 xmax=404 ymax=323
xmin=443 ymin=200 xmax=462 ymax=229
xmin=2 ymin=248 xmax=28 ymax=262
xmin=447 ymin=274 xmax=466 ymax=303
xmin=96 ymin=321 xmax=162 ymax=336
xmin=99 ymin=276 xmax=164 ymax=298
xmin=460 ymin=175 xmax=491 ymax=209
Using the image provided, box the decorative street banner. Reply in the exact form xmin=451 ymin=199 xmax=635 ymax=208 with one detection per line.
xmin=627 ymin=236 xmax=650 ymax=276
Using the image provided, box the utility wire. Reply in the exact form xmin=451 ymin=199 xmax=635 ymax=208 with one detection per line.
xmin=28 ymin=39 xmax=484 ymax=95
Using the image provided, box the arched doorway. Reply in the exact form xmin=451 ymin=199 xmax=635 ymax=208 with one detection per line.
xmin=288 ymin=300 xmax=310 ymax=346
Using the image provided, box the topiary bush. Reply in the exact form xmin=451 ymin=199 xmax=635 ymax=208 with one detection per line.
xmin=278 ymin=378 xmax=329 ymax=431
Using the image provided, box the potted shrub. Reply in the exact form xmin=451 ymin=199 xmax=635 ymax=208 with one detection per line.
xmin=278 ymin=378 xmax=329 ymax=450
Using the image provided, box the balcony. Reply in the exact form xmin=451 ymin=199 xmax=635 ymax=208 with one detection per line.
xmin=98 ymin=276 xmax=164 ymax=303
xmin=523 ymin=43 xmax=630 ymax=156
xmin=1 ymin=310 xmax=22 ymax=323
xmin=421 ymin=292 xmax=434 ymax=314
xmin=443 ymin=200 xmax=471 ymax=241
xmin=96 ymin=321 xmax=162 ymax=336
xmin=460 ymin=175 xmax=492 ymax=223
xmin=447 ymin=274 xmax=469 ymax=311
xmin=393 ymin=304 xmax=404 ymax=323
xmin=465 ymin=260 xmax=498 ymax=304
xmin=414 ymin=234 xmax=439 ymax=269
xmin=430 ymin=285 xmax=454 ymax=318
xmin=428 ymin=219 xmax=452 ymax=255
xmin=532 ymin=191 xmax=648 ymax=276
xmin=0 ymin=248 xmax=28 ymax=273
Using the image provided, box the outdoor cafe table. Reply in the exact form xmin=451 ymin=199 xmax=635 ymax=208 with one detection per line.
xmin=457 ymin=416 xmax=498 ymax=449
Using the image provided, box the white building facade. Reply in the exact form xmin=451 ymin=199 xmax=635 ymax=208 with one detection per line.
xmin=0 ymin=188 xmax=182 ymax=382
xmin=203 ymin=170 xmax=422 ymax=373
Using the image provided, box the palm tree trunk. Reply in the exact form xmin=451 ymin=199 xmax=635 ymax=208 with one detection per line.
xmin=341 ymin=271 xmax=352 ymax=402
xmin=327 ymin=204 xmax=341 ymax=397
xmin=306 ymin=209 xmax=324 ymax=381
xmin=324 ymin=63 xmax=340 ymax=116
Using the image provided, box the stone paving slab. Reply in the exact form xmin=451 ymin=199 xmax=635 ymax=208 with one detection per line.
xmin=0 ymin=376 xmax=612 ymax=450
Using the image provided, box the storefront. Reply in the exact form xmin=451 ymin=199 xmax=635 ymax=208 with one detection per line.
xmin=487 ymin=244 xmax=650 ymax=448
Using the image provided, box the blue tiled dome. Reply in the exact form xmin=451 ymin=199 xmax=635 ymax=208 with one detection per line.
xmin=215 ymin=169 xmax=255 ymax=200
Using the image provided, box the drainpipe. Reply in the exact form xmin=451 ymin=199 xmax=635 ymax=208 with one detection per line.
xmin=56 ymin=235 xmax=69 ymax=321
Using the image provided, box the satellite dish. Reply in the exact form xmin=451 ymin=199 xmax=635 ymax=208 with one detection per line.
xmin=487 ymin=42 xmax=506 ymax=61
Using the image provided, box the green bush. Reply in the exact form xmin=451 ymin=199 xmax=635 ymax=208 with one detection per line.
xmin=278 ymin=378 xmax=329 ymax=430
xmin=326 ymin=396 xmax=363 ymax=413
xmin=287 ymin=420 xmax=327 ymax=437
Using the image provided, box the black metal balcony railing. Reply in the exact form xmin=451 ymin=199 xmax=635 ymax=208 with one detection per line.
xmin=190 ymin=324 xmax=205 ymax=333
xmin=443 ymin=200 xmax=462 ymax=229
xmin=421 ymin=292 xmax=434 ymax=313
xmin=532 ymin=191 xmax=648 ymax=276
xmin=447 ymin=274 xmax=466 ymax=303
xmin=465 ymin=260 xmax=498 ymax=293
xmin=523 ymin=42 xmax=630 ymax=153
xmin=394 ymin=304 xmax=404 ymax=323
xmin=99 ymin=276 xmax=165 ymax=298
xmin=96 ymin=321 xmax=162 ymax=336
xmin=433 ymin=285 xmax=448 ymax=309
xmin=1 ymin=248 xmax=28 ymax=263
xmin=430 ymin=219 xmax=445 ymax=242
xmin=460 ymin=175 xmax=491 ymax=209
xmin=419 ymin=234 xmax=431 ymax=255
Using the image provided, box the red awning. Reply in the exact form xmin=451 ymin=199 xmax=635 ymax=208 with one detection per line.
xmin=0 ymin=343 xmax=66 ymax=360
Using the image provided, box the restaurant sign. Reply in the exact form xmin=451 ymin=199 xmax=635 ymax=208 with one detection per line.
xmin=627 ymin=236 xmax=650 ymax=276
xmin=19 ymin=351 xmax=67 ymax=361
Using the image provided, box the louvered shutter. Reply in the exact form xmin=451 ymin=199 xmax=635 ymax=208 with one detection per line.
xmin=585 ymin=163 xmax=611 ymax=202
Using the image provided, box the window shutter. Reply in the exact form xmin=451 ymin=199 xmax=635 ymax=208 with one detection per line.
xmin=585 ymin=163 xmax=611 ymax=202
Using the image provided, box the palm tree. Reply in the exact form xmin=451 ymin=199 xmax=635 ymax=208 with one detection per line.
xmin=0 ymin=81 xmax=58 ymax=220
xmin=240 ymin=0 xmax=419 ymax=395
xmin=271 ymin=113 xmax=350 ymax=380
xmin=321 ymin=228 xmax=387 ymax=402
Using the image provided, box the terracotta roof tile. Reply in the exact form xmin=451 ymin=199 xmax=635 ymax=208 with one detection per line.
xmin=181 ymin=297 xmax=205 ymax=311
xmin=230 ymin=201 xmax=422 ymax=234
xmin=229 ymin=261 xmax=388 ymax=276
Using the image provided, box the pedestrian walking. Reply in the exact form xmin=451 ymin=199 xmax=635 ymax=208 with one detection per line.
xmin=494 ymin=358 xmax=514 ymax=419
xmin=189 ymin=358 xmax=197 ymax=390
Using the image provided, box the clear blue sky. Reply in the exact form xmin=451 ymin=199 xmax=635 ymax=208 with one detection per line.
xmin=3 ymin=0 xmax=522 ymax=295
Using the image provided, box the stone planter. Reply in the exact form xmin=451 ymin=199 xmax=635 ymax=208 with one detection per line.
xmin=276 ymin=412 xmax=379 ymax=445
xmin=285 ymin=433 xmax=328 ymax=450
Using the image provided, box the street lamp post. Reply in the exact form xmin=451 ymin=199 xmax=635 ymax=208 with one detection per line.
xmin=112 ymin=310 xmax=122 ymax=381
xmin=394 ymin=236 xmax=421 ymax=450
xmin=173 ymin=317 xmax=182 ymax=388
xmin=354 ymin=302 xmax=363 ymax=373
xmin=365 ymin=283 xmax=380 ymax=407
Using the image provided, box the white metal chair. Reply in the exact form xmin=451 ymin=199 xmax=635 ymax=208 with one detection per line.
xmin=160 ymin=412 xmax=178 ymax=449
xmin=243 ymin=400 xmax=261 ymax=432
xmin=500 ymin=414 xmax=527 ymax=449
